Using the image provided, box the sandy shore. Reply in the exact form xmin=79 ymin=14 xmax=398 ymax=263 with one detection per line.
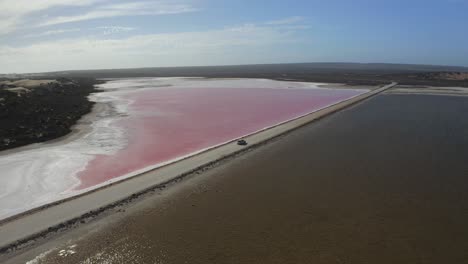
xmin=0 ymin=101 xmax=109 ymax=157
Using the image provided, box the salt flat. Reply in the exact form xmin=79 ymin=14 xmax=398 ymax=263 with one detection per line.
xmin=0 ymin=78 xmax=367 ymax=221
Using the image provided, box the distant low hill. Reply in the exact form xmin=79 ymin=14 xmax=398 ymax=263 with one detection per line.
xmin=3 ymin=62 xmax=467 ymax=87
xmin=42 ymin=62 xmax=468 ymax=79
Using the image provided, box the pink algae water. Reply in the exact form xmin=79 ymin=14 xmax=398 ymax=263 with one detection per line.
xmin=76 ymin=87 xmax=364 ymax=189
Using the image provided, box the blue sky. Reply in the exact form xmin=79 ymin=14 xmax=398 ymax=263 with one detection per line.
xmin=0 ymin=0 xmax=467 ymax=73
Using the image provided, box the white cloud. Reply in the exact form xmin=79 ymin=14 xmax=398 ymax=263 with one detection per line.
xmin=0 ymin=0 xmax=103 ymax=34
xmin=0 ymin=0 xmax=198 ymax=35
xmin=23 ymin=28 xmax=81 ymax=38
xmin=39 ymin=1 xmax=198 ymax=26
xmin=98 ymin=26 xmax=135 ymax=35
xmin=0 ymin=0 xmax=102 ymax=14
xmin=0 ymin=23 xmax=303 ymax=73
xmin=265 ymin=16 xmax=305 ymax=25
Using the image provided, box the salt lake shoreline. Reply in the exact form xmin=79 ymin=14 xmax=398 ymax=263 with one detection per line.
xmin=19 ymin=90 xmax=468 ymax=264
xmin=0 ymin=78 xmax=368 ymax=222
xmin=0 ymin=77 xmax=369 ymax=223
xmin=0 ymin=80 xmax=396 ymax=254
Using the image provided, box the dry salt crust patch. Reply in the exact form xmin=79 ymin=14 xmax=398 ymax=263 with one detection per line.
xmin=0 ymin=78 xmax=368 ymax=220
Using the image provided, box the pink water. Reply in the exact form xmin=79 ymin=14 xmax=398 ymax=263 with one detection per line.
xmin=76 ymin=87 xmax=364 ymax=189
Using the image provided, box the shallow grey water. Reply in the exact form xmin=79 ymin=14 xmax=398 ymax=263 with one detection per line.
xmin=14 ymin=94 xmax=468 ymax=264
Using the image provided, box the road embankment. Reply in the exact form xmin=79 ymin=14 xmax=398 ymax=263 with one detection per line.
xmin=0 ymin=82 xmax=397 ymax=253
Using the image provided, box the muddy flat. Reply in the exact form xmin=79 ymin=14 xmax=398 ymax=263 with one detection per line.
xmin=8 ymin=92 xmax=468 ymax=264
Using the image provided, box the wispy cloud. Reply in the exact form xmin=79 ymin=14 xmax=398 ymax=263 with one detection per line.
xmin=0 ymin=0 xmax=198 ymax=35
xmin=0 ymin=0 xmax=103 ymax=34
xmin=39 ymin=1 xmax=199 ymax=27
xmin=23 ymin=28 xmax=81 ymax=38
xmin=0 ymin=20 xmax=307 ymax=73
xmin=98 ymin=26 xmax=136 ymax=35
xmin=265 ymin=16 xmax=305 ymax=25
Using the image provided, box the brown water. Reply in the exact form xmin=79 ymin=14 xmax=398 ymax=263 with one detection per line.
xmin=17 ymin=94 xmax=468 ymax=264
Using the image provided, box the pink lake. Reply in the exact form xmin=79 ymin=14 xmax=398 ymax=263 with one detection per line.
xmin=76 ymin=86 xmax=365 ymax=189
